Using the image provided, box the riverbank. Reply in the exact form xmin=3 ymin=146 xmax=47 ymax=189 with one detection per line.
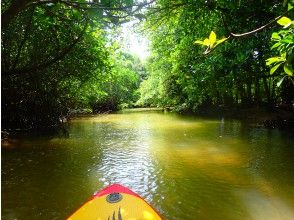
xmin=2 ymin=106 xmax=293 ymax=140
xmin=115 ymin=106 xmax=294 ymax=130
xmin=191 ymin=105 xmax=294 ymax=130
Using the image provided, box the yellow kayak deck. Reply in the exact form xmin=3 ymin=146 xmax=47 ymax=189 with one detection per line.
xmin=68 ymin=184 xmax=162 ymax=220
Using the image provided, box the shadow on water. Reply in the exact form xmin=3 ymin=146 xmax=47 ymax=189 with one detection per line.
xmin=2 ymin=111 xmax=294 ymax=219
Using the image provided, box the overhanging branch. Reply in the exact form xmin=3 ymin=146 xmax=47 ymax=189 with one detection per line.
xmin=3 ymin=19 xmax=89 ymax=76
xmin=203 ymin=8 xmax=292 ymax=55
xmin=2 ymin=0 xmax=156 ymax=28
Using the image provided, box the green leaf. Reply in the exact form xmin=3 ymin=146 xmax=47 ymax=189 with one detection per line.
xmin=215 ymin=37 xmax=228 ymax=46
xmin=277 ymin=76 xmax=286 ymax=87
xmin=280 ymin=38 xmax=294 ymax=44
xmin=271 ymin=32 xmax=280 ymax=40
xmin=284 ymin=63 xmax=294 ymax=76
xmin=266 ymin=56 xmax=285 ymax=65
xmin=281 ymin=52 xmax=287 ymax=59
xmin=203 ymin=38 xmax=211 ymax=46
xmin=277 ymin=17 xmax=292 ymax=27
xmin=194 ymin=40 xmax=205 ymax=45
xmin=209 ymin=31 xmax=216 ymax=45
xmin=271 ymin=42 xmax=281 ymax=50
xmin=288 ymin=3 xmax=293 ymax=11
xmin=270 ymin=63 xmax=282 ymax=75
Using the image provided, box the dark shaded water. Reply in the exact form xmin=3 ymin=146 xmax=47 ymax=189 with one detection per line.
xmin=2 ymin=110 xmax=294 ymax=219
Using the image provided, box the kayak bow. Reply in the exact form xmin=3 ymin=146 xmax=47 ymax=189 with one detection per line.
xmin=68 ymin=184 xmax=163 ymax=220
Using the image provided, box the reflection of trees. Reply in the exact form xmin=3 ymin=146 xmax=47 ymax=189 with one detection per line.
xmin=3 ymin=113 xmax=294 ymax=219
xmin=2 ymin=123 xmax=107 ymax=219
xmin=152 ymin=117 xmax=294 ymax=219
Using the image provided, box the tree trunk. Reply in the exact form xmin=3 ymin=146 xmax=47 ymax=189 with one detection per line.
xmin=254 ymin=78 xmax=261 ymax=105
xmin=263 ymin=77 xmax=271 ymax=104
xmin=246 ymin=81 xmax=252 ymax=106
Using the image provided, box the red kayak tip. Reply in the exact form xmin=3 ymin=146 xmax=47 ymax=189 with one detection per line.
xmin=94 ymin=184 xmax=141 ymax=198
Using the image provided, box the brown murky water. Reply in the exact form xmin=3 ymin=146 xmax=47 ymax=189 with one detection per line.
xmin=2 ymin=110 xmax=294 ymax=219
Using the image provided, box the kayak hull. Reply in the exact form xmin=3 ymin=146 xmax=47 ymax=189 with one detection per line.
xmin=68 ymin=184 xmax=162 ymax=220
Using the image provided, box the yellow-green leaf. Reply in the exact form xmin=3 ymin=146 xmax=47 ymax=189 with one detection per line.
xmin=266 ymin=56 xmax=285 ymax=66
xmin=277 ymin=76 xmax=286 ymax=87
xmin=270 ymin=63 xmax=282 ymax=75
xmin=271 ymin=42 xmax=281 ymax=50
xmin=209 ymin=31 xmax=216 ymax=45
xmin=194 ymin=40 xmax=205 ymax=45
xmin=277 ymin=17 xmax=292 ymax=27
xmin=203 ymin=38 xmax=210 ymax=46
xmin=215 ymin=37 xmax=228 ymax=46
xmin=284 ymin=63 xmax=293 ymax=76
xmin=271 ymin=32 xmax=280 ymax=40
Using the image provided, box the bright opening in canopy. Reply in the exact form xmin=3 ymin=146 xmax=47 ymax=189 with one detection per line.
xmin=121 ymin=21 xmax=150 ymax=61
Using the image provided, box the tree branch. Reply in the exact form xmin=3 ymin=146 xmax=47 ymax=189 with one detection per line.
xmin=1 ymin=0 xmax=33 ymax=29
xmin=27 ymin=0 xmax=156 ymax=12
xmin=203 ymin=8 xmax=292 ymax=55
xmin=11 ymin=6 xmax=36 ymax=71
xmin=3 ymin=19 xmax=89 ymax=76
xmin=229 ymin=15 xmax=283 ymax=37
xmin=2 ymin=0 xmax=156 ymax=28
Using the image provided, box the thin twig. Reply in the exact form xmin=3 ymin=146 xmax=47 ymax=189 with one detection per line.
xmin=229 ymin=15 xmax=283 ymax=37
xmin=203 ymin=8 xmax=292 ymax=55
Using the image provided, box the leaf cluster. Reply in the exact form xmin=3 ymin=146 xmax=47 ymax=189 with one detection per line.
xmin=266 ymin=14 xmax=294 ymax=86
xmin=137 ymin=0 xmax=293 ymax=111
xmin=1 ymin=0 xmax=146 ymax=129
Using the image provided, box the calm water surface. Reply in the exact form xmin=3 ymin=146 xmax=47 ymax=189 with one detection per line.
xmin=2 ymin=110 xmax=294 ymax=220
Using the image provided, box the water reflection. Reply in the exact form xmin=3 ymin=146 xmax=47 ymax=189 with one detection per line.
xmin=237 ymin=189 xmax=294 ymax=220
xmin=2 ymin=111 xmax=294 ymax=220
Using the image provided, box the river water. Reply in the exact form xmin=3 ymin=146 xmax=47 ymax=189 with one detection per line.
xmin=2 ymin=110 xmax=294 ymax=220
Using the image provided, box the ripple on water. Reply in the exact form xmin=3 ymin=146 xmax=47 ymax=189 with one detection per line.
xmin=2 ymin=112 xmax=294 ymax=220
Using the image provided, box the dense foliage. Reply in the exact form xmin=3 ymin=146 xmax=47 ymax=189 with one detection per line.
xmin=266 ymin=14 xmax=294 ymax=84
xmin=1 ymin=0 xmax=146 ymax=129
xmin=2 ymin=0 xmax=293 ymax=130
xmin=138 ymin=0 xmax=294 ymax=113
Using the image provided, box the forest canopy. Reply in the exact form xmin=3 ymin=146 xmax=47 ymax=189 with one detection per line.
xmin=138 ymin=0 xmax=294 ymax=113
xmin=1 ymin=0 xmax=293 ymax=130
xmin=1 ymin=0 xmax=148 ymax=129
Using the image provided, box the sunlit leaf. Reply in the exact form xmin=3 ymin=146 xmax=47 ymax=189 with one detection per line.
xmin=281 ymin=52 xmax=287 ymax=59
xmin=270 ymin=63 xmax=282 ymax=75
xmin=277 ymin=76 xmax=286 ymax=87
xmin=271 ymin=42 xmax=281 ymax=50
xmin=266 ymin=56 xmax=285 ymax=65
xmin=284 ymin=63 xmax=294 ymax=76
xmin=280 ymin=38 xmax=294 ymax=44
xmin=277 ymin=17 xmax=292 ymax=27
xmin=215 ymin=37 xmax=228 ymax=46
xmin=194 ymin=40 xmax=205 ymax=45
xmin=203 ymin=38 xmax=211 ymax=46
xmin=209 ymin=31 xmax=216 ymax=45
xmin=288 ymin=3 xmax=293 ymax=11
xmin=271 ymin=32 xmax=280 ymax=40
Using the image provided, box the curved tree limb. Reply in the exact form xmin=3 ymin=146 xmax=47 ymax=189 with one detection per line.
xmin=229 ymin=15 xmax=284 ymax=37
xmin=203 ymin=8 xmax=293 ymax=55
